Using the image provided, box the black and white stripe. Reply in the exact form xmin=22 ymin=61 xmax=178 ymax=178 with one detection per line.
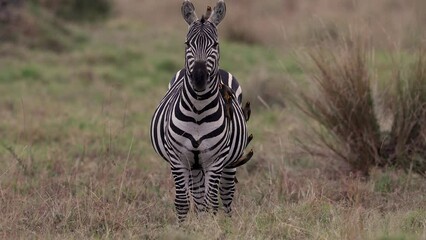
xmin=150 ymin=0 xmax=250 ymax=221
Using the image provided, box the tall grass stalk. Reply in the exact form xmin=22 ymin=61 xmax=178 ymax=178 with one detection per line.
xmin=384 ymin=51 xmax=426 ymax=176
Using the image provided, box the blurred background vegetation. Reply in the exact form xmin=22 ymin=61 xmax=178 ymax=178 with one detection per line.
xmin=2 ymin=0 xmax=426 ymax=50
xmin=0 ymin=0 xmax=425 ymax=239
xmin=0 ymin=0 xmax=111 ymax=50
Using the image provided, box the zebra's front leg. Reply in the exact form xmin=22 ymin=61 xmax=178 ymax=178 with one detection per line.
xmin=220 ymin=167 xmax=236 ymax=215
xmin=204 ymin=165 xmax=224 ymax=214
xmin=171 ymin=167 xmax=190 ymax=222
xmin=189 ymin=169 xmax=206 ymax=213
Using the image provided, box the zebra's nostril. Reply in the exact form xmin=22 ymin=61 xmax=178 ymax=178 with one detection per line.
xmin=192 ymin=60 xmax=207 ymax=70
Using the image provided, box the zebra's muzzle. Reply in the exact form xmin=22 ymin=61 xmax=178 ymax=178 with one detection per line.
xmin=191 ymin=60 xmax=209 ymax=92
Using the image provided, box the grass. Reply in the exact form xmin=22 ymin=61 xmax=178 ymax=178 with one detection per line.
xmin=0 ymin=0 xmax=426 ymax=239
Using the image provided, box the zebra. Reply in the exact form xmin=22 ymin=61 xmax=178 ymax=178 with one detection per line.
xmin=150 ymin=0 xmax=253 ymax=222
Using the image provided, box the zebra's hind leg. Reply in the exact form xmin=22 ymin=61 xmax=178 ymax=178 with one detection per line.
xmin=189 ymin=169 xmax=206 ymax=213
xmin=171 ymin=167 xmax=190 ymax=222
xmin=220 ymin=167 xmax=236 ymax=215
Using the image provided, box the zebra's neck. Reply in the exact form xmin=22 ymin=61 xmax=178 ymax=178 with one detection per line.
xmin=182 ymin=70 xmax=221 ymax=112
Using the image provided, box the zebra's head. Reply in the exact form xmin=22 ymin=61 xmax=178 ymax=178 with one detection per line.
xmin=181 ymin=0 xmax=226 ymax=92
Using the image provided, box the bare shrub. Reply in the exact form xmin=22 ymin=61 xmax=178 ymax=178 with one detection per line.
xmin=295 ymin=38 xmax=426 ymax=177
xmin=296 ymin=39 xmax=382 ymax=176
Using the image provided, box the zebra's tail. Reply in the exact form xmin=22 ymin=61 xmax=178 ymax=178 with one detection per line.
xmin=243 ymin=101 xmax=251 ymax=121
xmin=228 ymin=149 xmax=254 ymax=168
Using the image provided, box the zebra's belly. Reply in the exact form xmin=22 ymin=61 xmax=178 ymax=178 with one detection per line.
xmin=169 ymin=122 xmax=229 ymax=169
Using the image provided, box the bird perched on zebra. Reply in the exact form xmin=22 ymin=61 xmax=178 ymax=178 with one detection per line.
xmin=150 ymin=0 xmax=253 ymax=222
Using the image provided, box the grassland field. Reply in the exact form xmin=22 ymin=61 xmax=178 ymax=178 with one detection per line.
xmin=0 ymin=0 xmax=426 ymax=239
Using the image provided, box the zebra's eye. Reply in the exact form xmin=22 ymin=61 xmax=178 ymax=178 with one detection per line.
xmin=184 ymin=41 xmax=189 ymax=47
xmin=213 ymin=42 xmax=219 ymax=48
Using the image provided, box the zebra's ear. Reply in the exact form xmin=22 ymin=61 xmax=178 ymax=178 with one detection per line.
xmin=181 ymin=0 xmax=198 ymax=25
xmin=208 ymin=0 xmax=226 ymax=26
